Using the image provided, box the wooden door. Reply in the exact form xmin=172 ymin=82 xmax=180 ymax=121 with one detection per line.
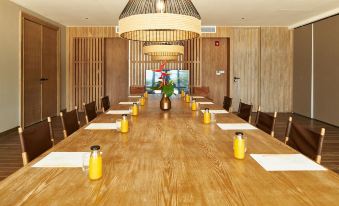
xmin=23 ymin=19 xmax=42 ymax=126
xmin=105 ymin=38 xmax=129 ymax=104
xmin=22 ymin=14 xmax=59 ymax=127
xmin=202 ymin=38 xmax=230 ymax=105
xmin=42 ymin=26 xmax=58 ymax=118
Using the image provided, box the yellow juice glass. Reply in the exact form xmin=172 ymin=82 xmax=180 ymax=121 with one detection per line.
xmin=234 ymin=132 xmax=246 ymax=160
xmin=88 ymin=145 xmax=102 ymax=180
xmin=121 ymin=114 xmax=129 ymax=133
xmin=131 ymin=103 xmax=138 ymax=116
xmin=185 ymin=95 xmax=190 ymax=103
xmin=192 ymin=101 xmax=197 ymax=111
xmin=181 ymin=90 xmax=185 ymax=97
xmin=203 ymin=108 xmax=211 ymax=124
xmin=139 ymin=97 xmax=145 ymax=106
xmin=144 ymin=92 xmax=148 ymax=98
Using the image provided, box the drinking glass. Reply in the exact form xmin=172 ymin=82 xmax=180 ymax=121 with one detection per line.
xmin=211 ymin=113 xmax=216 ymax=123
xmin=82 ymin=152 xmax=90 ymax=173
xmin=116 ymin=119 xmax=122 ymax=132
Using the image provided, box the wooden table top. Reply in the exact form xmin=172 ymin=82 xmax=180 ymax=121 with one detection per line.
xmin=1 ymin=95 xmax=339 ymax=206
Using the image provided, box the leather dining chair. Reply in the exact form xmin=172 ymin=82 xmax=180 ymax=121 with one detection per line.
xmin=60 ymin=107 xmax=81 ymax=138
xmin=223 ymin=96 xmax=232 ymax=112
xmin=101 ymin=96 xmax=110 ymax=112
xmin=285 ymin=117 xmax=326 ymax=164
xmin=255 ymin=106 xmax=277 ymax=136
xmin=18 ymin=117 xmax=54 ymax=166
xmin=83 ymin=101 xmax=97 ymax=124
xmin=237 ymin=101 xmax=253 ymax=122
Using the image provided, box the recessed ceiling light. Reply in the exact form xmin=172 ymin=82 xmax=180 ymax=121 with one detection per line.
xmin=241 ymin=17 xmax=245 ymax=20
xmin=85 ymin=18 xmax=89 ymax=20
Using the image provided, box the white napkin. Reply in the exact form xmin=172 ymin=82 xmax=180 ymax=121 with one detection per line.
xmin=128 ymin=95 xmax=141 ymax=98
xmin=250 ymin=154 xmax=327 ymax=171
xmin=197 ymin=102 xmax=214 ymax=105
xmin=85 ymin=123 xmax=117 ymax=130
xmin=217 ymin=123 xmax=257 ymax=130
xmin=119 ymin=102 xmax=139 ymax=105
xmin=201 ymin=110 xmax=229 ymax=114
xmin=32 ymin=152 xmax=90 ymax=168
xmin=192 ymin=96 xmax=205 ymax=99
xmin=106 ymin=110 xmax=131 ymax=115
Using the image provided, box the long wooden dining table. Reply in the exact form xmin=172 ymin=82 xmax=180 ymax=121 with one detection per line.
xmin=0 ymin=95 xmax=339 ymax=205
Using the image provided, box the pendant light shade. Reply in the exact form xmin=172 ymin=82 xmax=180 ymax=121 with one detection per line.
xmin=119 ymin=0 xmax=201 ymax=42
xmin=143 ymin=42 xmax=184 ymax=57
xmin=152 ymin=55 xmax=178 ymax=61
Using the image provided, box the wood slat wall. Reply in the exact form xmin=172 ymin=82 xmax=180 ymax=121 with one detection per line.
xmin=67 ymin=27 xmax=119 ymax=110
xmin=129 ymin=38 xmax=202 ymax=88
xmin=66 ymin=26 xmax=293 ymax=112
xmin=72 ymin=38 xmax=105 ymax=111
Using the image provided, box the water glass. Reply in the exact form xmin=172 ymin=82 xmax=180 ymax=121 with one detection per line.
xmin=116 ymin=119 xmax=122 ymax=132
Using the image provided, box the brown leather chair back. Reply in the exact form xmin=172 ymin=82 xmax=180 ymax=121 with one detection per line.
xmin=18 ymin=118 xmax=53 ymax=165
xmin=237 ymin=102 xmax=253 ymax=122
xmin=255 ymin=107 xmax=277 ymax=136
xmin=101 ymin=96 xmax=110 ymax=112
xmin=223 ymin=96 xmax=232 ymax=111
xmin=84 ymin=101 xmax=97 ymax=123
xmin=130 ymin=86 xmax=145 ymax=95
xmin=285 ymin=117 xmax=325 ymax=164
xmin=60 ymin=107 xmax=80 ymax=138
xmin=192 ymin=87 xmax=209 ymax=97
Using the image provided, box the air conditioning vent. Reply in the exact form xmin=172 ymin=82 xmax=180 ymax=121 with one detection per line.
xmin=201 ymin=26 xmax=216 ymax=33
xmin=115 ymin=26 xmax=120 ymax=33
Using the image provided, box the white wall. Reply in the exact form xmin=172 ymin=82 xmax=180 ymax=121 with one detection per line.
xmin=0 ymin=0 xmax=66 ymax=133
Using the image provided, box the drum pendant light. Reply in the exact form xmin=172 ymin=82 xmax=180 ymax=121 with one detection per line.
xmin=119 ymin=0 xmax=201 ymax=42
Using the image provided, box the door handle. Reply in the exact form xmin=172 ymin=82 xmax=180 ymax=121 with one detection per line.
xmin=233 ymin=77 xmax=240 ymax=82
xmin=40 ymin=78 xmax=49 ymax=81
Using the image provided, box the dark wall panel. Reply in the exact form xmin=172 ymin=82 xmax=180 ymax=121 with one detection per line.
xmin=293 ymin=25 xmax=312 ymax=117
xmin=314 ymin=15 xmax=339 ymax=126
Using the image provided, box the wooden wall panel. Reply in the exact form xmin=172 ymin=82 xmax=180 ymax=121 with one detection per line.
xmin=232 ymin=28 xmax=260 ymax=111
xmin=105 ymin=38 xmax=129 ymax=105
xmin=260 ymin=27 xmax=293 ymax=112
xmin=202 ymin=38 xmax=229 ymax=105
xmin=73 ymin=37 xmax=105 ymax=111
xmin=293 ymin=25 xmax=312 ymax=117
xmin=314 ymin=15 xmax=339 ymax=126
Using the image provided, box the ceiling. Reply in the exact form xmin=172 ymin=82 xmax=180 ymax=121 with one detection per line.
xmin=10 ymin=0 xmax=339 ymax=27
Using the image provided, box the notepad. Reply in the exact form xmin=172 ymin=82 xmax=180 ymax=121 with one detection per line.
xmin=85 ymin=123 xmax=117 ymax=130
xmin=201 ymin=110 xmax=229 ymax=114
xmin=192 ymin=96 xmax=205 ymax=99
xmin=106 ymin=110 xmax=130 ymax=115
xmin=250 ymin=154 xmax=327 ymax=171
xmin=197 ymin=102 xmax=214 ymax=105
xmin=217 ymin=123 xmax=257 ymax=130
xmin=128 ymin=95 xmax=141 ymax=98
xmin=32 ymin=152 xmax=90 ymax=168
xmin=119 ymin=102 xmax=138 ymax=105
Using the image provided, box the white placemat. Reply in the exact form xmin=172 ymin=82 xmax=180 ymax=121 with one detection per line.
xmin=192 ymin=96 xmax=205 ymax=99
xmin=201 ymin=110 xmax=229 ymax=114
xmin=128 ymin=95 xmax=141 ymax=98
xmin=217 ymin=123 xmax=257 ymax=130
xmin=250 ymin=154 xmax=327 ymax=171
xmin=197 ymin=102 xmax=214 ymax=105
xmin=32 ymin=152 xmax=90 ymax=168
xmin=106 ymin=110 xmax=130 ymax=115
xmin=119 ymin=102 xmax=138 ymax=105
xmin=85 ymin=123 xmax=117 ymax=130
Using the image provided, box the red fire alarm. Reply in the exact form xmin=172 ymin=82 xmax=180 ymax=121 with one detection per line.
xmin=215 ymin=41 xmax=220 ymax=47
